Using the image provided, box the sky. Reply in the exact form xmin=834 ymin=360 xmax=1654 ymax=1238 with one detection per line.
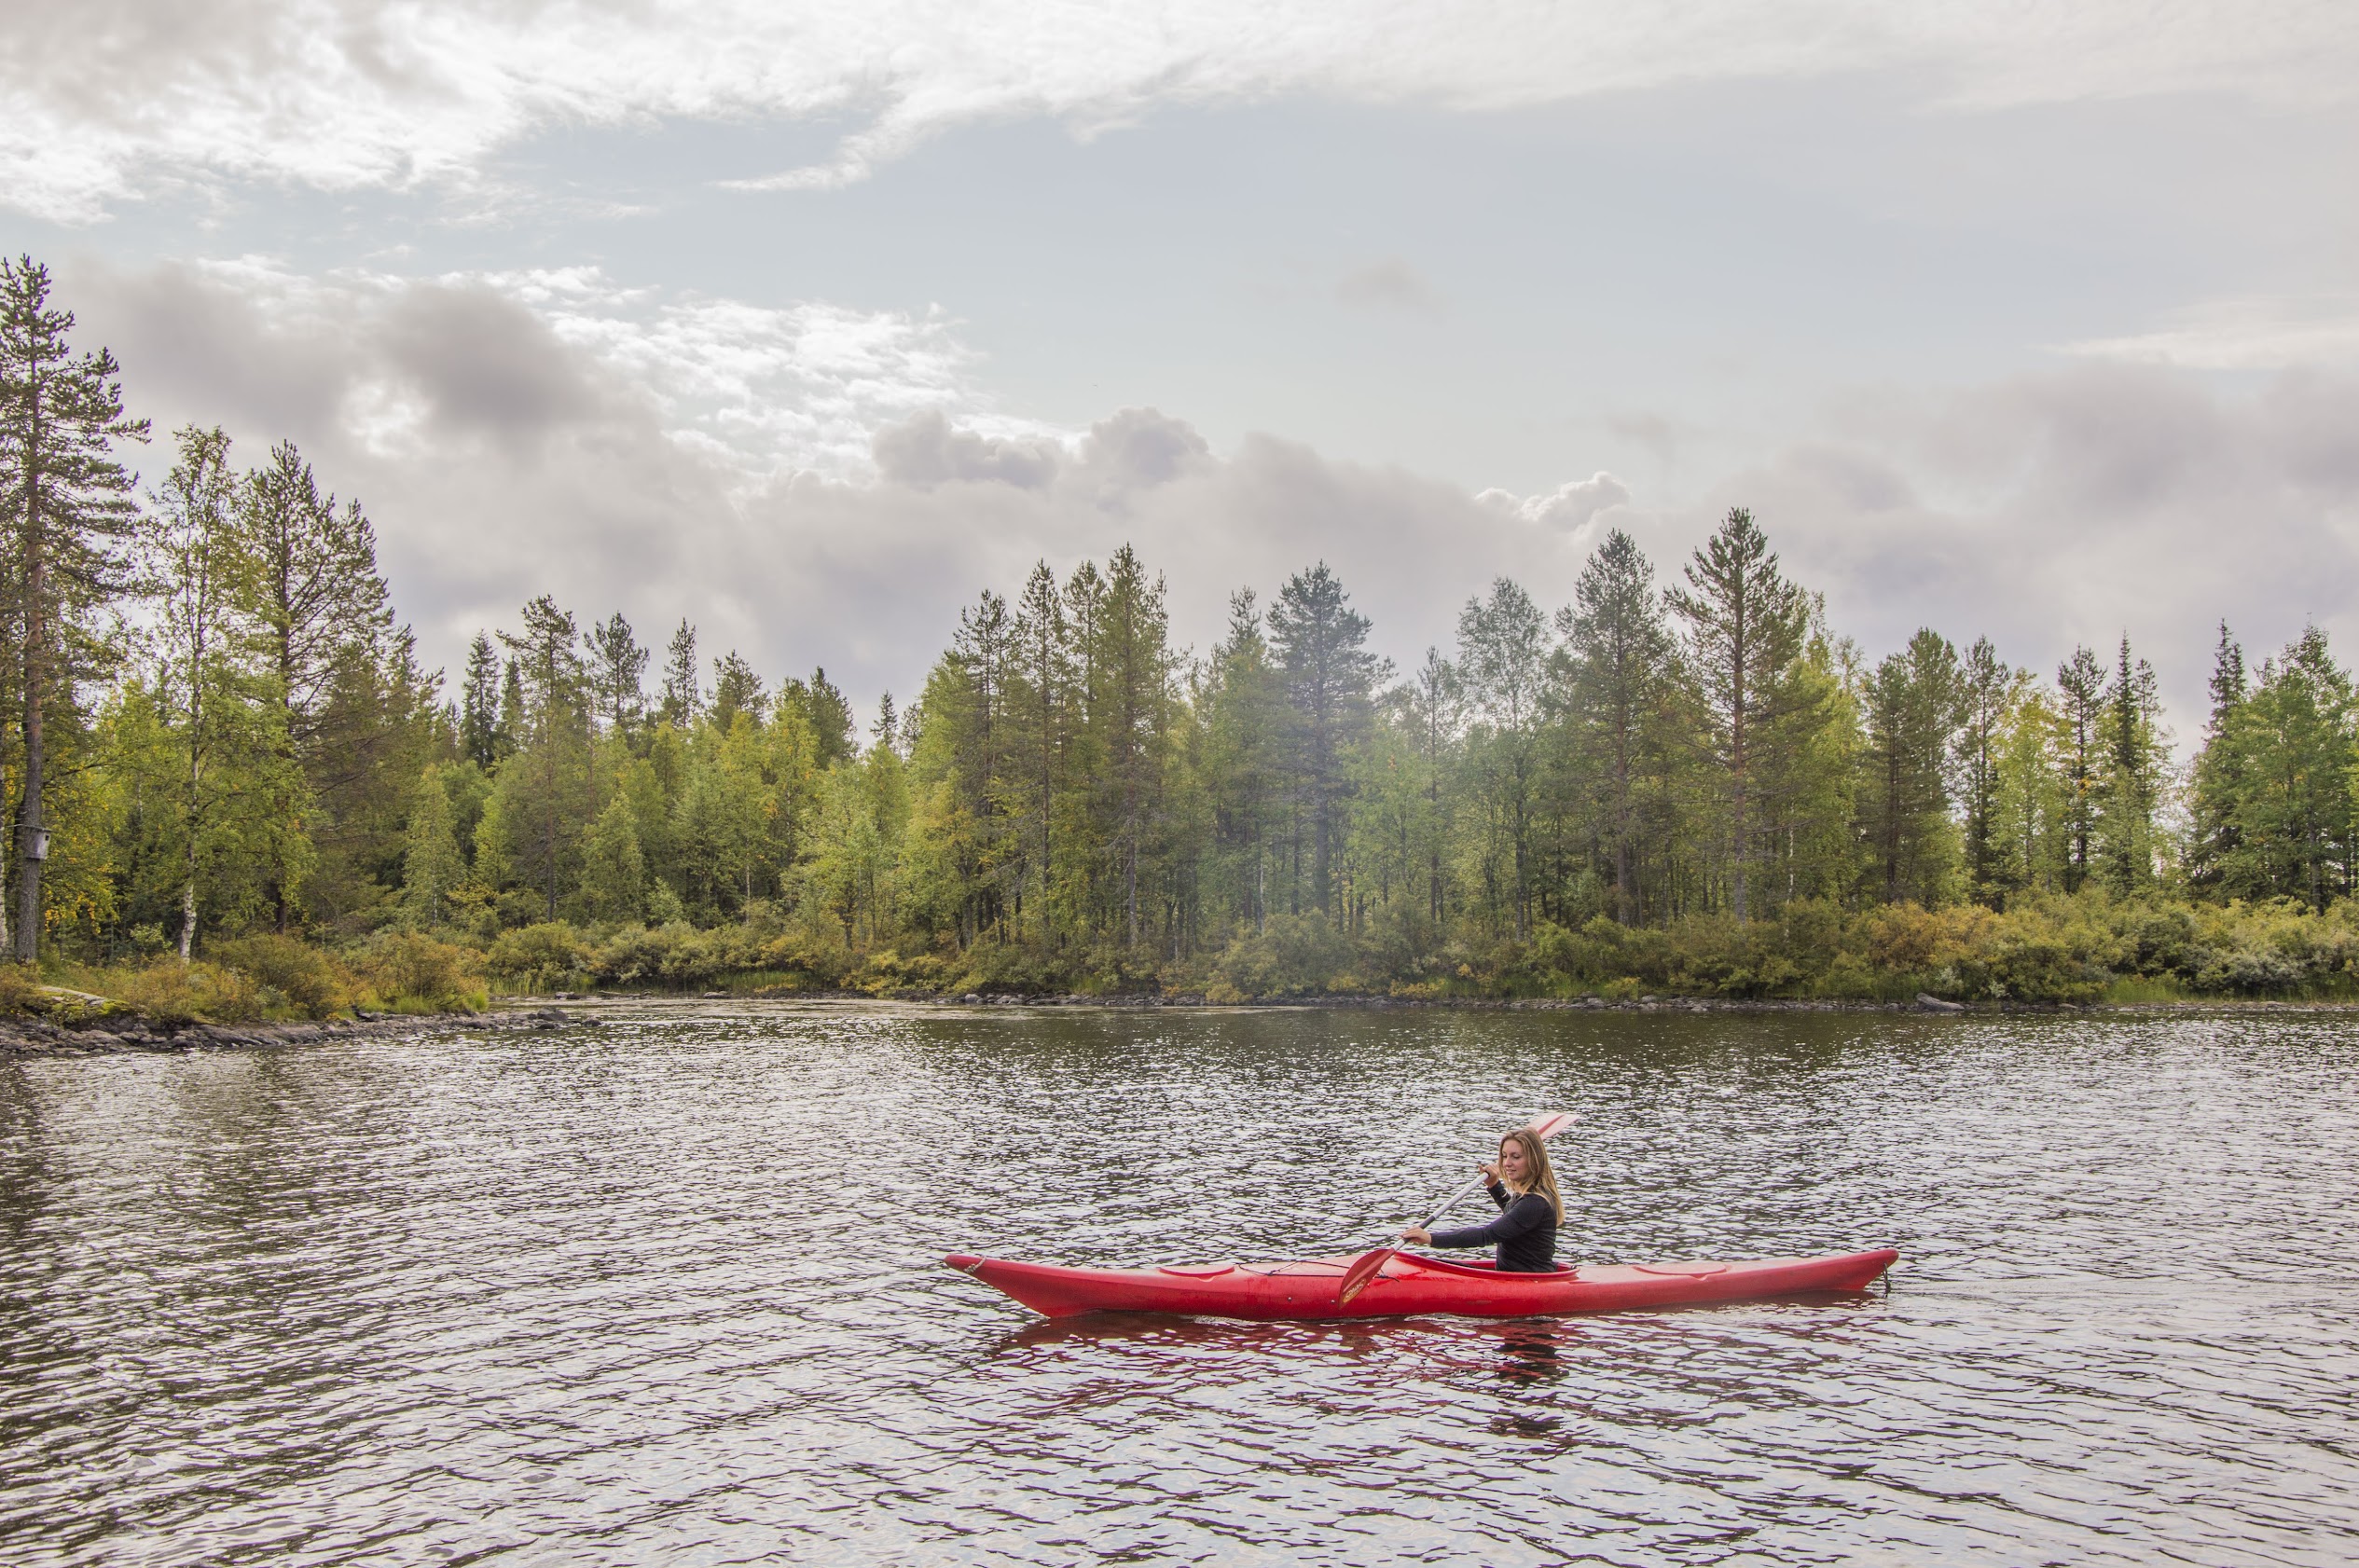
xmin=6 ymin=0 xmax=2358 ymax=732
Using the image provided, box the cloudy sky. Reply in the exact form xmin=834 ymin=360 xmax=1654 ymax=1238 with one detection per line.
xmin=7 ymin=0 xmax=2357 ymax=728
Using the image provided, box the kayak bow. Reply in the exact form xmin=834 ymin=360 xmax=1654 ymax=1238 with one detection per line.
xmin=945 ymin=1245 xmax=1897 ymax=1321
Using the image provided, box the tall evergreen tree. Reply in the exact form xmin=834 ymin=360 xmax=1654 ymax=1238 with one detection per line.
xmin=1559 ymin=530 xmax=1676 ymax=925
xmin=1665 ymin=508 xmax=1809 ymax=922
xmin=2054 ymin=645 xmax=2106 ymax=892
xmin=461 ymin=632 xmax=505 ymax=767
xmin=1859 ymin=628 xmax=1962 ymax=905
xmin=1456 ymin=578 xmax=1550 ymax=936
xmin=2096 ymin=636 xmax=2167 ymax=895
xmin=1954 ymin=636 xmax=2020 ymax=906
xmin=0 ymin=255 xmax=147 ymax=959
xmin=586 ymin=612 xmax=649 ymax=737
xmin=1268 ymin=563 xmax=1385 ymax=921
xmin=660 ymin=618 xmax=700 ymax=726
xmin=711 ymin=650 xmax=766 ymax=731
xmin=2185 ymin=623 xmax=2248 ymax=895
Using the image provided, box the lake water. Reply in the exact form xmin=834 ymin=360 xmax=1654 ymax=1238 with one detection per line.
xmin=3 ymin=1002 xmax=2355 ymax=1566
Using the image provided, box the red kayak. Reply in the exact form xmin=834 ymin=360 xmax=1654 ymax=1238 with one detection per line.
xmin=945 ymin=1245 xmax=1898 ymax=1321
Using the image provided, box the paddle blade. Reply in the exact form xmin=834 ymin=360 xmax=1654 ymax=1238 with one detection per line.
xmin=1528 ymin=1110 xmax=1577 ymax=1141
xmin=1334 ymin=1247 xmax=1392 ymax=1307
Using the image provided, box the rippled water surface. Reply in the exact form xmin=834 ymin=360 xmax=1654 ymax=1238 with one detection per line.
xmin=4 ymin=1003 xmax=2357 ymax=1565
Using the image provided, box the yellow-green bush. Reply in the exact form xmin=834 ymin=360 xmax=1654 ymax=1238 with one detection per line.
xmin=0 ymin=962 xmax=48 ymax=1016
xmin=211 ymin=933 xmax=357 ymax=1019
xmin=361 ymin=932 xmax=485 ymax=1012
xmin=115 ymin=960 xmax=264 ymax=1025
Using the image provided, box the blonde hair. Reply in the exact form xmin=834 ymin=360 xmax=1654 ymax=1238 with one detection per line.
xmin=1498 ymin=1127 xmax=1565 ymax=1223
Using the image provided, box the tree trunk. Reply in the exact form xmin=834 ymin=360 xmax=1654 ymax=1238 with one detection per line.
xmin=17 ymin=516 xmax=45 ymax=963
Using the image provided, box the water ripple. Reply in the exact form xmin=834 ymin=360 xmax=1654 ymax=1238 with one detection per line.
xmin=4 ymin=1005 xmax=2356 ymax=1565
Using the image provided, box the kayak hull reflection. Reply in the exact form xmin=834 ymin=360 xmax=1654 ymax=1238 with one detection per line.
xmin=945 ymin=1245 xmax=1898 ymax=1321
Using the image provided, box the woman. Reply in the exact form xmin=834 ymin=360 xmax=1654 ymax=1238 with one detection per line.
xmin=1400 ymin=1126 xmax=1564 ymax=1272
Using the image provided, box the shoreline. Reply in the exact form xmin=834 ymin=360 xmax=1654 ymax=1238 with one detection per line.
xmin=0 ymin=1006 xmax=591 ymax=1059
xmin=8 ymin=990 xmax=2352 ymax=1060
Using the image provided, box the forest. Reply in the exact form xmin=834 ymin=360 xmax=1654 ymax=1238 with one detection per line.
xmin=7 ymin=254 xmax=2359 ymax=1017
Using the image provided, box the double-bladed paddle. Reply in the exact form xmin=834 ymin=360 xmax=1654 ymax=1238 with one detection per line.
xmin=1334 ymin=1110 xmax=1576 ymax=1308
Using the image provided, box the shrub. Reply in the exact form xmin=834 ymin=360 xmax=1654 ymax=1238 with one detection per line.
xmin=362 ymin=933 xmax=485 ymax=1012
xmin=211 ymin=934 xmax=356 ymax=1019
xmin=484 ymin=922 xmax=588 ymax=989
xmin=0 ymin=962 xmax=46 ymax=1016
xmin=117 ymin=960 xmax=263 ymax=1025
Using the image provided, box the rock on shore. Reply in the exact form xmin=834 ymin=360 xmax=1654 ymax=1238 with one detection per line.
xmin=0 ymin=1007 xmax=597 ymax=1058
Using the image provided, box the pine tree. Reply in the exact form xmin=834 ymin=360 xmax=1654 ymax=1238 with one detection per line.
xmin=1859 ymin=628 xmax=1962 ymax=905
xmin=2096 ymin=636 xmax=2167 ymax=896
xmin=498 ymin=596 xmax=590 ymax=919
xmin=586 ymin=612 xmax=648 ymax=737
xmin=1455 ymin=578 xmax=1551 ymax=937
xmin=2055 ymin=645 xmax=2106 ymax=892
xmin=1268 ymin=563 xmax=1386 ymax=921
xmin=238 ymin=439 xmax=404 ymax=928
xmin=1559 ymin=530 xmax=1676 ymax=925
xmin=1665 ymin=508 xmax=1809 ymax=922
xmin=711 ymin=650 xmax=765 ymax=730
xmin=147 ymin=425 xmax=258 ymax=957
xmin=0 ymin=255 xmax=148 ymax=959
xmin=1954 ymin=637 xmax=2021 ymax=906
xmin=1094 ymin=545 xmax=1175 ymax=947
xmin=660 ymin=618 xmax=699 ymax=726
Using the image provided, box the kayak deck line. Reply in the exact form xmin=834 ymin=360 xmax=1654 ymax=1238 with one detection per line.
xmin=945 ymin=1245 xmax=1899 ymax=1321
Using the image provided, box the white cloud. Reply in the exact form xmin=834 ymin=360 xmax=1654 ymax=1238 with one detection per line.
xmin=1478 ymin=472 xmax=1631 ymax=537
xmin=7 ymin=0 xmax=2355 ymax=222
xmin=2060 ymin=296 xmax=2359 ymax=371
xmin=167 ymin=257 xmax=1055 ymax=486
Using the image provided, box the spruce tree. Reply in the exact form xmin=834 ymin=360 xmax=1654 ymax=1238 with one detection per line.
xmin=401 ymin=766 xmax=463 ymax=927
xmin=0 ymin=255 xmax=148 ymax=960
xmin=461 ymin=632 xmax=504 ymax=767
xmin=580 ymin=793 xmax=645 ymax=922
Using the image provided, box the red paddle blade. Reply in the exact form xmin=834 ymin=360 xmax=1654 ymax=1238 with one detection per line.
xmin=1334 ymin=1247 xmax=1391 ymax=1307
xmin=1528 ymin=1111 xmax=1576 ymax=1141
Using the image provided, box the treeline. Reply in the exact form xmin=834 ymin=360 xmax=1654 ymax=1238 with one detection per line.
xmin=7 ymin=254 xmax=2359 ymax=1007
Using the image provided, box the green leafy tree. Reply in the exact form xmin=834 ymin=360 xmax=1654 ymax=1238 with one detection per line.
xmin=579 ymin=791 xmax=646 ymax=923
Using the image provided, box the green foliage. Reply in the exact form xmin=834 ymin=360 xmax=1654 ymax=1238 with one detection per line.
xmin=210 ymin=932 xmax=355 ymax=1018
xmin=15 ymin=248 xmax=2359 ymax=1014
xmin=114 ymin=959 xmax=263 ymax=1025
xmin=360 ymin=932 xmax=485 ymax=1012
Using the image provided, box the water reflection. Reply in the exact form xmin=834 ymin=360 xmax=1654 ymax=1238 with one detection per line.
xmin=2 ymin=1002 xmax=2355 ymax=1567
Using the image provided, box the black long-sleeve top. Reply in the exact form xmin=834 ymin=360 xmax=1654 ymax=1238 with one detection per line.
xmin=1428 ymin=1182 xmax=1558 ymax=1272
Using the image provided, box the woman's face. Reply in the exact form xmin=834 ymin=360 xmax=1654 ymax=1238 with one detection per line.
xmin=1497 ymin=1138 xmax=1529 ymax=1183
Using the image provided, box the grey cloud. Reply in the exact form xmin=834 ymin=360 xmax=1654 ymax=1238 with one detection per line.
xmin=1075 ymin=406 xmax=1213 ymax=492
xmin=871 ymin=408 xmax=1059 ymax=488
xmin=376 ymin=285 xmax=609 ymax=449
xmin=1707 ymin=364 xmax=2359 ymax=725
xmin=58 ymin=255 xmax=2359 ymax=745
xmin=1336 ymin=260 xmax=1442 ymax=316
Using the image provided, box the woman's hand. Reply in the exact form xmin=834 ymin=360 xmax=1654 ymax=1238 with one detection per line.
xmin=1480 ymin=1161 xmax=1503 ymax=1185
xmin=1400 ymin=1226 xmax=1432 ymax=1245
